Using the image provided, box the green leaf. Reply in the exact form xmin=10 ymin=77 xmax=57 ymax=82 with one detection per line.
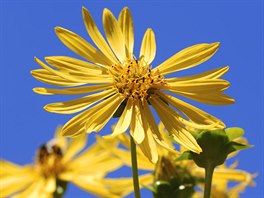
xmin=144 ymin=185 xmax=157 ymax=193
xmin=226 ymin=141 xmax=253 ymax=154
xmin=175 ymin=151 xmax=193 ymax=162
xmin=225 ymin=127 xmax=244 ymax=141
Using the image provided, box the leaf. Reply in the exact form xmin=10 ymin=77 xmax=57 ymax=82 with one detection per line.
xmin=175 ymin=151 xmax=193 ymax=162
xmin=225 ymin=127 xmax=244 ymax=141
xmin=144 ymin=185 xmax=157 ymax=193
xmin=226 ymin=141 xmax=253 ymax=155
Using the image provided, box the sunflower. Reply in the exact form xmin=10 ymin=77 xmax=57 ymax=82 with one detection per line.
xmin=0 ymin=127 xmax=122 ymax=198
xmin=32 ymin=6 xmax=234 ymax=163
xmin=100 ymin=126 xmax=256 ymax=198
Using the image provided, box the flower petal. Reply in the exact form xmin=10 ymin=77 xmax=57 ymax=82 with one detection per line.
xmin=44 ymin=89 xmax=115 ymax=114
xmin=62 ymin=94 xmax=122 ymax=137
xmin=170 ymin=91 xmax=234 ymax=105
xmin=45 ymin=56 xmax=107 ymax=74
xmin=33 ymin=84 xmax=112 ymax=95
xmin=45 ymin=177 xmax=56 ymax=193
xmin=157 ymin=91 xmax=225 ymax=128
xmin=166 ymin=79 xmax=230 ymax=93
xmin=71 ymin=176 xmax=119 ymax=198
xmin=85 ymin=95 xmax=125 ymax=133
xmin=118 ymin=7 xmax=134 ymax=58
xmin=0 ymin=162 xmax=35 ymax=197
xmin=31 ymin=69 xmax=85 ymax=86
xmin=13 ymin=177 xmax=47 ymax=198
xmin=112 ymin=98 xmax=133 ymax=136
xmin=155 ymin=42 xmax=220 ymax=75
xmin=150 ymin=97 xmax=202 ymax=153
xmin=141 ymin=100 xmax=177 ymax=153
xmin=62 ymin=133 xmax=87 ymax=163
xmin=139 ymin=127 xmax=158 ymax=163
xmin=34 ymin=57 xmax=113 ymax=84
xmin=130 ymin=103 xmax=145 ymax=144
xmin=103 ymin=174 xmax=153 ymax=197
xmin=82 ymin=7 xmax=118 ymax=64
xmin=166 ymin=66 xmax=230 ymax=83
xmin=55 ymin=27 xmax=113 ymax=66
xmin=103 ymin=8 xmax=126 ymax=62
xmin=140 ymin=28 xmax=156 ymax=64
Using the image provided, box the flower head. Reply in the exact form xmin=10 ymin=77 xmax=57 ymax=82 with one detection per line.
xmin=32 ymin=7 xmax=234 ymax=163
xmin=0 ymin=127 xmax=122 ymax=198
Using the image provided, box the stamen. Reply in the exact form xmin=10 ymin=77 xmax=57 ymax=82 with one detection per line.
xmin=110 ymin=58 xmax=166 ymax=102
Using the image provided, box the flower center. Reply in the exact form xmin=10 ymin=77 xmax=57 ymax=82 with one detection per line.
xmin=110 ymin=58 xmax=165 ymax=102
xmin=36 ymin=143 xmax=64 ymax=178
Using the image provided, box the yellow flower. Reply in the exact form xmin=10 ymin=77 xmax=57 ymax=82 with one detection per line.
xmin=31 ymin=7 xmax=234 ymax=163
xmin=0 ymin=127 xmax=122 ymax=198
xmin=100 ymin=126 xmax=255 ymax=198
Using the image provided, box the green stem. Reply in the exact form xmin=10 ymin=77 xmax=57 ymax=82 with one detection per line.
xmin=130 ymin=135 xmax=141 ymax=198
xmin=203 ymin=162 xmax=215 ymax=198
xmin=53 ymin=179 xmax=68 ymax=198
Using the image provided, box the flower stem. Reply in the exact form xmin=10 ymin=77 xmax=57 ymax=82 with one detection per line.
xmin=130 ymin=135 xmax=141 ymax=198
xmin=203 ymin=162 xmax=215 ymax=198
xmin=53 ymin=179 xmax=68 ymax=198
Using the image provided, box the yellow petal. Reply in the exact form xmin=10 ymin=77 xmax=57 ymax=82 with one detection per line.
xmin=71 ymin=176 xmax=119 ymax=198
xmin=213 ymin=168 xmax=254 ymax=183
xmin=45 ymin=177 xmax=56 ymax=193
xmin=0 ymin=162 xmax=35 ymax=197
xmin=170 ymin=91 xmax=235 ymax=105
xmin=45 ymin=56 xmax=107 ymax=74
xmin=130 ymin=103 xmax=145 ymax=144
xmin=31 ymin=69 xmax=84 ymax=86
xmin=157 ymin=91 xmax=225 ymax=128
xmin=141 ymin=100 xmax=177 ymax=153
xmin=55 ymin=27 xmax=113 ymax=66
xmin=166 ymin=66 xmax=230 ymax=83
xmin=13 ymin=177 xmax=46 ymax=198
xmin=118 ymin=7 xmax=134 ymax=57
xmin=53 ymin=126 xmax=67 ymax=150
xmin=82 ymin=7 xmax=118 ymax=64
xmin=103 ymin=8 xmax=126 ymax=62
xmin=73 ymin=152 xmax=122 ymax=174
xmin=150 ymin=97 xmax=202 ymax=153
xmin=0 ymin=160 xmax=29 ymax=175
xmin=156 ymin=42 xmax=220 ymax=75
xmin=35 ymin=57 xmax=112 ymax=84
xmin=62 ymin=94 xmax=121 ymax=137
xmin=33 ymin=84 xmax=112 ymax=95
xmin=103 ymin=174 xmax=153 ymax=197
xmin=139 ymin=127 xmax=158 ymax=163
xmin=62 ymin=133 xmax=87 ymax=163
xmin=166 ymin=79 xmax=230 ymax=93
xmin=140 ymin=28 xmax=156 ymax=64
xmin=85 ymin=95 xmax=125 ymax=133
xmin=44 ymin=89 xmax=115 ymax=114
xmin=112 ymin=98 xmax=133 ymax=136
xmin=69 ymin=136 xmax=121 ymax=170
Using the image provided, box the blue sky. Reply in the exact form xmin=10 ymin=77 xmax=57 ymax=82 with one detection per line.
xmin=0 ymin=0 xmax=263 ymax=197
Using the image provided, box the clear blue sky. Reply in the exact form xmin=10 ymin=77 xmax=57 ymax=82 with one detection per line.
xmin=0 ymin=0 xmax=263 ymax=197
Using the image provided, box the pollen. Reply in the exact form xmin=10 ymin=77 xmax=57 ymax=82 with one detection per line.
xmin=110 ymin=58 xmax=166 ymax=102
xmin=36 ymin=143 xmax=64 ymax=178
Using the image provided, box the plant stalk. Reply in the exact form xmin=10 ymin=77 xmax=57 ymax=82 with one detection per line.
xmin=130 ymin=135 xmax=141 ymax=198
xmin=203 ymin=162 xmax=215 ymax=198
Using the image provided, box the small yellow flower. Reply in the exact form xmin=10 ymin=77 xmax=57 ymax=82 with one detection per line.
xmin=0 ymin=127 xmax=122 ymax=198
xmin=32 ymin=7 xmax=234 ymax=163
